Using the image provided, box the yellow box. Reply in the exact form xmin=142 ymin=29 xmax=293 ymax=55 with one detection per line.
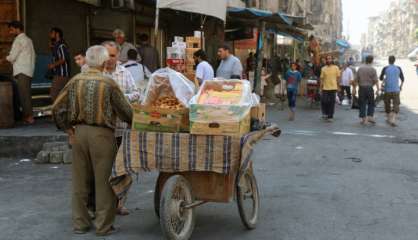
xmin=186 ymin=37 xmax=201 ymax=48
xmin=251 ymin=103 xmax=266 ymax=122
xmin=190 ymin=112 xmax=250 ymax=138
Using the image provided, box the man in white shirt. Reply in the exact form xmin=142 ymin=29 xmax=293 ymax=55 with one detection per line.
xmin=339 ymin=63 xmax=354 ymax=104
xmin=113 ymin=29 xmax=138 ymax=63
xmin=193 ymin=49 xmax=214 ymax=84
xmin=102 ymin=41 xmax=140 ymax=216
xmin=4 ymin=21 xmax=36 ymax=124
xmin=122 ymin=49 xmax=151 ymax=92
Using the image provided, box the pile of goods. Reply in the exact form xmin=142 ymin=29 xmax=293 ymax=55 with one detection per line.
xmin=197 ymin=82 xmax=243 ymax=105
xmin=190 ymin=80 xmax=253 ymax=137
xmin=152 ymin=96 xmax=184 ymax=110
xmin=166 ymin=32 xmax=203 ymax=85
xmin=132 ymin=68 xmax=195 ymax=133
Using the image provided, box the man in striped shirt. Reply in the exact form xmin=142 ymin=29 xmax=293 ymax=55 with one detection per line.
xmin=52 ymin=45 xmax=132 ymax=236
xmin=48 ymin=27 xmax=71 ymax=101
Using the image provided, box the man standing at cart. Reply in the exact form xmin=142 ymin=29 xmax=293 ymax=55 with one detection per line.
xmin=216 ymin=45 xmax=243 ymax=79
xmin=52 ymin=45 xmax=133 ymax=236
xmin=320 ymin=55 xmax=340 ymax=122
xmin=103 ymin=41 xmax=139 ymax=216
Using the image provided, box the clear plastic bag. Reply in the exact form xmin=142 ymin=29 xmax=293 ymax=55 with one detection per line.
xmin=142 ymin=68 xmax=196 ymax=108
xmin=190 ymin=80 xmax=252 ymax=122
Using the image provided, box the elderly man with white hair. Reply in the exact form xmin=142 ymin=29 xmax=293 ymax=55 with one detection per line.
xmin=102 ymin=40 xmax=139 ymax=215
xmin=52 ymin=45 xmax=133 ymax=236
xmin=112 ymin=28 xmax=137 ymax=63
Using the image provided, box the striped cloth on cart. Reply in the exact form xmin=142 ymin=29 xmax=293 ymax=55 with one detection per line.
xmin=110 ymin=127 xmax=280 ymax=199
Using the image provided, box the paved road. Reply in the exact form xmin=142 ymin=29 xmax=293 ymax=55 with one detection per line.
xmin=0 ymin=59 xmax=417 ymax=240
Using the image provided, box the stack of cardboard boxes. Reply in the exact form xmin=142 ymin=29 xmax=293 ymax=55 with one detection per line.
xmin=166 ymin=33 xmax=202 ymax=84
xmin=184 ymin=36 xmax=201 ymax=83
xmin=166 ymin=36 xmax=186 ymax=73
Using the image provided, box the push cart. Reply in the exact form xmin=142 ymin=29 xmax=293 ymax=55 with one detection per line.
xmin=110 ymin=126 xmax=281 ymax=240
xmin=306 ymin=78 xmax=320 ymax=108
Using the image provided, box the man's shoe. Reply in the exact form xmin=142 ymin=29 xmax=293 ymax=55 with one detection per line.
xmin=360 ymin=118 xmax=367 ymax=125
xmin=368 ymin=117 xmax=376 ymax=124
xmin=117 ymin=206 xmax=130 ymax=216
xmin=96 ymin=226 xmax=120 ymax=236
xmin=88 ymin=209 xmax=95 ymax=220
xmin=390 ymin=114 xmax=398 ymax=127
xmin=288 ymin=111 xmax=295 ymax=121
xmin=73 ymin=227 xmax=90 ymax=234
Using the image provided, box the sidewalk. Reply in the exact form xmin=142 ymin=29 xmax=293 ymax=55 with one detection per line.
xmin=0 ymin=118 xmax=66 ymax=158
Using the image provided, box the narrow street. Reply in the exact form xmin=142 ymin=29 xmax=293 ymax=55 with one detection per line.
xmin=0 ymin=60 xmax=416 ymax=240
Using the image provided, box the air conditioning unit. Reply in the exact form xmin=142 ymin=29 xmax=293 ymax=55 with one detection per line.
xmin=111 ymin=0 xmax=134 ymax=9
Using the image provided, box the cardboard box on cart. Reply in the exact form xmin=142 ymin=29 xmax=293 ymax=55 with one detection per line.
xmin=190 ymin=111 xmax=250 ymax=138
xmin=132 ymin=104 xmax=190 ymax=133
xmin=189 ymin=80 xmax=252 ymax=138
xmin=251 ymin=103 xmax=266 ymax=122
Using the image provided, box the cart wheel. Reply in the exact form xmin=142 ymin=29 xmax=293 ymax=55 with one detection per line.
xmin=160 ymin=175 xmax=195 ymax=240
xmin=154 ymin=174 xmax=162 ymax=218
xmin=236 ymin=169 xmax=260 ymax=230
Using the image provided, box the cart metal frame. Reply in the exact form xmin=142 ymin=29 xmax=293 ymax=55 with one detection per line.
xmin=154 ymin=162 xmax=260 ymax=240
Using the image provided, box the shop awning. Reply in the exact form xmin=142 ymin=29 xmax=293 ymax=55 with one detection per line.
xmin=76 ymin=0 xmax=101 ymax=6
xmin=157 ymin=0 xmax=227 ymax=21
xmin=336 ymin=39 xmax=350 ymax=49
xmin=282 ymin=14 xmax=314 ymax=30
xmin=227 ymin=7 xmax=293 ymax=26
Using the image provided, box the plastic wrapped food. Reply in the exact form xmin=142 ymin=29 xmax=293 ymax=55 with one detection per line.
xmin=142 ymin=68 xmax=196 ymax=108
xmin=189 ymin=80 xmax=252 ymax=123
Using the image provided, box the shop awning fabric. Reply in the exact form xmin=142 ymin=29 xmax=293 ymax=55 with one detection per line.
xmin=76 ymin=0 xmax=101 ymax=6
xmin=227 ymin=7 xmax=293 ymax=26
xmin=157 ymin=0 xmax=227 ymax=21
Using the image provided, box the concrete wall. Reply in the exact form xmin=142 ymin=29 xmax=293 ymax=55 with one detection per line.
xmin=26 ymin=0 xmax=88 ymax=76
xmin=26 ymin=0 xmax=88 ymax=56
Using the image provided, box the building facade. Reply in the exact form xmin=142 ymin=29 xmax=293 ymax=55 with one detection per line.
xmin=367 ymin=0 xmax=418 ymax=58
xmin=240 ymin=0 xmax=343 ymax=51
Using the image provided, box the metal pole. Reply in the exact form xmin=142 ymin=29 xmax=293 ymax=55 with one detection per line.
xmin=16 ymin=0 xmax=20 ymax=21
xmin=254 ymin=21 xmax=265 ymax=95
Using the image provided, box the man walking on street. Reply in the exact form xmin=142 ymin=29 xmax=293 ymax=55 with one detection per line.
xmin=52 ymin=45 xmax=133 ymax=236
xmin=284 ymin=62 xmax=302 ymax=121
xmin=216 ymin=45 xmax=243 ymax=79
xmin=380 ymin=56 xmax=404 ymax=126
xmin=3 ymin=21 xmax=36 ymax=124
xmin=354 ymin=55 xmax=379 ymax=125
xmin=339 ymin=63 xmax=354 ymax=104
xmin=48 ymin=27 xmax=71 ymax=101
xmin=320 ymin=55 xmax=340 ymax=122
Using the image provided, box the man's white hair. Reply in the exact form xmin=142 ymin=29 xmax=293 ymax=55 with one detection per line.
xmin=102 ymin=41 xmax=120 ymax=52
xmin=85 ymin=45 xmax=109 ymax=68
xmin=112 ymin=28 xmax=125 ymax=38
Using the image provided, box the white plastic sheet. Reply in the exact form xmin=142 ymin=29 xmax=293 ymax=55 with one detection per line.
xmin=142 ymin=68 xmax=196 ymax=108
xmin=157 ymin=0 xmax=227 ymax=21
